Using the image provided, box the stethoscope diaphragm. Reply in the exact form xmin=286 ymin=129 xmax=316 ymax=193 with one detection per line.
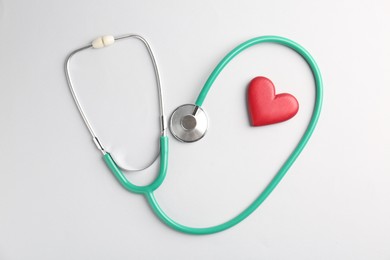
xmin=169 ymin=104 xmax=208 ymax=143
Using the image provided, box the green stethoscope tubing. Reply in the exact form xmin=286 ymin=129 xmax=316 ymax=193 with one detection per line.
xmin=103 ymin=136 xmax=168 ymax=194
xmin=104 ymin=35 xmax=323 ymax=235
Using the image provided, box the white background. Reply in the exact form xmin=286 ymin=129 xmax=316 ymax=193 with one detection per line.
xmin=0 ymin=0 xmax=389 ymax=259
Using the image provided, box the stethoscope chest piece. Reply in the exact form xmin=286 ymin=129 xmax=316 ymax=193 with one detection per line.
xmin=169 ymin=104 xmax=208 ymax=143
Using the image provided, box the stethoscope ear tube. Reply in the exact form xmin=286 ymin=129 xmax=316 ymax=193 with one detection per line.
xmin=65 ymin=34 xmax=166 ymax=171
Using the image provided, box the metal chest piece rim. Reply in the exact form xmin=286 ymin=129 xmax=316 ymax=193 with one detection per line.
xmin=169 ymin=104 xmax=208 ymax=143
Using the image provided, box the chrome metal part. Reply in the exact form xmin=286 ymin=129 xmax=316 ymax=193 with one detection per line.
xmin=169 ymin=104 xmax=208 ymax=143
xmin=65 ymin=34 xmax=165 ymax=171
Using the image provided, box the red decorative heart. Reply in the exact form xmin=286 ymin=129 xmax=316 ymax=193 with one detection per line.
xmin=248 ymin=76 xmax=299 ymax=126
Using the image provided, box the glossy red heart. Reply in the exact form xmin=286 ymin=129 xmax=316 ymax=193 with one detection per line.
xmin=248 ymin=76 xmax=299 ymax=126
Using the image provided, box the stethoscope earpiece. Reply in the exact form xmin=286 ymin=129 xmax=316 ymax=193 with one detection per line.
xmin=169 ymin=104 xmax=208 ymax=143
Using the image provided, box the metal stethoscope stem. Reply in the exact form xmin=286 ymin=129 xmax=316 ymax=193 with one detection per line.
xmin=65 ymin=34 xmax=166 ymax=172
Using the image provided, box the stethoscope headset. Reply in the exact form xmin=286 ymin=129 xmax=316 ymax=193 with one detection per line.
xmin=65 ymin=34 xmax=323 ymax=235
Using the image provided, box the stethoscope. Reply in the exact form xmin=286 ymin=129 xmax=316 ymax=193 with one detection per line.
xmin=65 ymin=34 xmax=323 ymax=235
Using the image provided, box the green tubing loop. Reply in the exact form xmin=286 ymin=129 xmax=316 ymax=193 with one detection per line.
xmin=106 ymin=36 xmax=323 ymax=235
xmin=148 ymin=36 xmax=322 ymax=234
xmin=104 ymin=136 xmax=168 ymax=194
